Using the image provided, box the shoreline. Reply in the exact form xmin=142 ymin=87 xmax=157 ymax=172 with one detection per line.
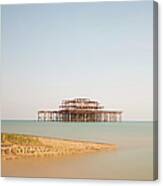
xmin=1 ymin=133 xmax=117 ymax=160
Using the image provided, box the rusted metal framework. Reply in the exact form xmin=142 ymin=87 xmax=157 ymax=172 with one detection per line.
xmin=38 ymin=98 xmax=122 ymax=122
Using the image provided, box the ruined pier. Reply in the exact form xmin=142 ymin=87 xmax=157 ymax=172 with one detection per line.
xmin=38 ymin=98 xmax=122 ymax=122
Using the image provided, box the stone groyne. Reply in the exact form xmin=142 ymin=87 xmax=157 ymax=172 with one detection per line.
xmin=1 ymin=133 xmax=117 ymax=160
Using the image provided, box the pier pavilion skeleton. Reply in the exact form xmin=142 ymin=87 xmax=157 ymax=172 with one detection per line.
xmin=38 ymin=98 xmax=122 ymax=122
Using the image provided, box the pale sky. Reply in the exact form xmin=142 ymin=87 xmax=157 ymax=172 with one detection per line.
xmin=1 ymin=1 xmax=154 ymax=121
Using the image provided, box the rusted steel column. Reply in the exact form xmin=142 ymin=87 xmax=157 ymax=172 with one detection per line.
xmin=119 ymin=113 xmax=122 ymax=122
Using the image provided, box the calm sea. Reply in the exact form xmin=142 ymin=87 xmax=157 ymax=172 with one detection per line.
xmin=1 ymin=120 xmax=154 ymax=180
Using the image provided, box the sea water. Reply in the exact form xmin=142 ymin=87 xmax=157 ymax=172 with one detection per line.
xmin=1 ymin=120 xmax=154 ymax=180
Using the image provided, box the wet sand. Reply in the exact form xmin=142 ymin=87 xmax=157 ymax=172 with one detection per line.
xmin=1 ymin=133 xmax=117 ymax=160
xmin=1 ymin=149 xmax=153 ymax=180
